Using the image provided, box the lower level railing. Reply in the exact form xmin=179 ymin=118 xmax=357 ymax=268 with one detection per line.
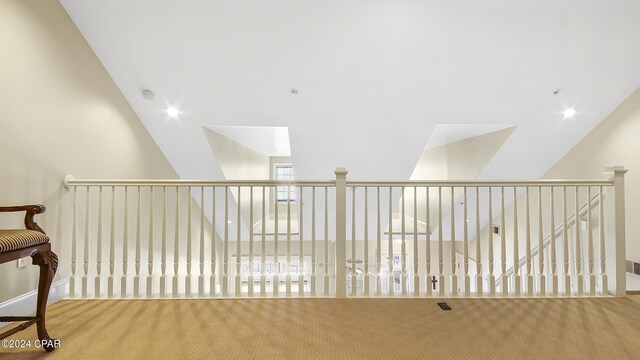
xmin=62 ymin=166 xmax=628 ymax=299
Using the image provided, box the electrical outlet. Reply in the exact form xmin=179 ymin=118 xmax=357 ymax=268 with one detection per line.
xmin=17 ymin=258 xmax=27 ymax=268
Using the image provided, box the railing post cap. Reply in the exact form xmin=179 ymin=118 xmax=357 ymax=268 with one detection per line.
xmin=334 ymin=168 xmax=348 ymax=176
xmin=63 ymin=175 xmax=74 ymax=190
xmin=603 ymin=166 xmax=628 ymax=176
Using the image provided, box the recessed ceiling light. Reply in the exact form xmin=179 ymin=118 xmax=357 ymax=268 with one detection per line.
xmin=142 ymin=89 xmax=154 ymax=101
xmin=166 ymin=107 xmax=179 ymax=117
xmin=227 ymin=220 xmax=232 ymax=224
xmin=563 ymin=108 xmax=576 ymax=118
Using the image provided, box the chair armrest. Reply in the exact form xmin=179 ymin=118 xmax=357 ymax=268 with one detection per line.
xmin=0 ymin=205 xmax=46 ymax=233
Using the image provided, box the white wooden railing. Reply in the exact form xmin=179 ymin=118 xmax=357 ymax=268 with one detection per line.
xmin=63 ymin=166 xmax=627 ymax=299
xmin=498 ymin=192 xmax=601 ymax=289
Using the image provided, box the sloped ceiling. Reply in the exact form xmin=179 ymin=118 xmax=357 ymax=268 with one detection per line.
xmin=424 ymin=124 xmax=514 ymax=150
xmin=391 ymin=126 xmax=516 ymax=234
xmin=204 ymin=128 xmax=300 ymax=234
xmin=204 ymin=127 xmax=271 ymax=181
xmin=60 ymin=0 xmax=640 ymax=184
xmin=206 ymin=125 xmax=291 ymax=157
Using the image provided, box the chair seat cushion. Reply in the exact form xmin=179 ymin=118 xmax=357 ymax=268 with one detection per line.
xmin=0 ymin=230 xmax=49 ymax=253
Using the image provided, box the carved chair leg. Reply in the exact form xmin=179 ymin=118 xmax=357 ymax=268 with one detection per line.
xmin=32 ymin=249 xmax=58 ymax=352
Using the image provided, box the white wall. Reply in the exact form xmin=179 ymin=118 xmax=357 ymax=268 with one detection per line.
xmin=205 ymin=128 xmax=274 ymax=231
xmin=402 ymin=127 xmax=515 ymax=236
xmin=0 ymin=0 xmax=179 ymax=302
xmin=543 ymin=87 xmax=640 ymax=264
xmin=470 ymin=87 xmax=640 ymax=292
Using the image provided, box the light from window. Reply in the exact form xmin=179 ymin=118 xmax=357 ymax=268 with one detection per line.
xmin=275 ymin=164 xmax=296 ymax=202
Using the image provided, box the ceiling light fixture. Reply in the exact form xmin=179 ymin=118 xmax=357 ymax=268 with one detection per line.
xmin=166 ymin=107 xmax=179 ymax=118
xmin=142 ymin=89 xmax=154 ymax=101
xmin=563 ymin=108 xmax=576 ymax=119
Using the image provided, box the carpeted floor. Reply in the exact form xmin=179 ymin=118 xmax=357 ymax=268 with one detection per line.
xmin=2 ymin=296 xmax=640 ymax=359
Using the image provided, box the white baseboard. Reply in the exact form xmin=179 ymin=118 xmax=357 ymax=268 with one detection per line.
xmin=627 ymin=273 xmax=640 ymax=291
xmin=0 ymin=278 xmax=69 ymax=329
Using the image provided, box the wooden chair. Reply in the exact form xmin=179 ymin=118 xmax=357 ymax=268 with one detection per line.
xmin=0 ymin=205 xmax=58 ymax=352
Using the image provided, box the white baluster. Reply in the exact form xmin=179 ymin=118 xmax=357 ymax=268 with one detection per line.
xmin=199 ymin=187 xmax=206 ymax=297
xmin=450 ymin=187 xmax=457 ymax=296
xmin=223 ymin=187 xmax=229 ymax=297
xmin=388 ymin=187 xmax=394 ymax=296
xmin=286 ymin=185 xmax=292 ymax=297
xmin=550 ymin=187 xmax=558 ymax=296
xmin=186 ymin=186 xmax=192 ymax=298
xmin=311 ymin=187 xmax=316 ymax=296
xmin=134 ymin=186 xmax=141 ymax=298
xmin=525 ymin=187 xmax=532 ymax=296
xmin=83 ymin=187 xmax=90 ymax=298
xmin=376 ymin=187 xmax=382 ymax=296
xmin=365 ymin=187 xmax=370 ymax=296
xmin=71 ymin=187 xmax=78 ymax=298
xmin=210 ymin=187 xmax=217 ymax=297
xmin=513 ymin=187 xmax=520 ymax=296
xmin=96 ymin=187 xmax=103 ymax=299
xmin=546 ymin=243 xmax=553 ymax=294
xmin=236 ymin=186 xmax=242 ymax=297
xmin=160 ymin=187 xmax=167 ymax=298
xmin=401 ymin=187 xmax=407 ymax=296
xmin=563 ymin=186 xmax=570 ymax=295
xmin=122 ymin=186 xmax=129 ymax=298
xmin=425 ymin=186 xmax=432 ymax=297
xmin=260 ymin=186 xmax=266 ymax=296
xmin=500 ymin=187 xmax=507 ymax=296
xmin=147 ymin=187 xmax=154 ymax=297
xmin=538 ymin=187 xmax=545 ymax=296
xmin=274 ymin=185 xmax=279 ymax=297
xmin=298 ymin=187 xmax=304 ymax=296
xmin=351 ymin=186 xmax=357 ymax=296
xmin=568 ymin=224 xmax=574 ymax=292
xmin=475 ymin=187 xmax=482 ymax=296
xmin=588 ymin=186 xmax=595 ymax=295
xmin=438 ymin=187 xmax=444 ymax=297
xmin=413 ymin=187 xmax=419 ymax=296
xmin=108 ymin=186 xmax=115 ymax=298
xmin=173 ymin=187 xmax=179 ymax=298
xmin=463 ymin=187 xmax=469 ymax=296
xmin=324 ymin=187 xmax=329 ymax=296
xmin=575 ymin=186 xmax=583 ymax=296
xmin=335 ymin=169 xmax=348 ymax=299
xmin=488 ymin=187 xmax=495 ymax=296
xmin=599 ymin=186 xmax=607 ymax=294
xmin=249 ymin=186 xmax=254 ymax=298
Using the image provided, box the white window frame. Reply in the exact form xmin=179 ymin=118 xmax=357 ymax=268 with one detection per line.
xmin=273 ymin=163 xmax=296 ymax=203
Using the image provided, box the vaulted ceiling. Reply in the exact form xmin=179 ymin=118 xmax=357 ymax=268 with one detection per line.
xmin=60 ymin=0 xmax=640 ymax=182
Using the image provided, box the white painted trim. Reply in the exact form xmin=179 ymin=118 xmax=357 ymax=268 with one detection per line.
xmin=627 ymin=273 xmax=640 ymax=291
xmin=0 ymin=278 xmax=69 ymax=329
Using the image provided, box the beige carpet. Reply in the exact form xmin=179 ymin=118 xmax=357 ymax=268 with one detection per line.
xmin=2 ymin=296 xmax=640 ymax=359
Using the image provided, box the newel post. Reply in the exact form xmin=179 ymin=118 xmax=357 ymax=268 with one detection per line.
xmin=335 ymin=168 xmax=348 ymax=298
xmin=605 ymin=166 xmax=628 ymax=297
